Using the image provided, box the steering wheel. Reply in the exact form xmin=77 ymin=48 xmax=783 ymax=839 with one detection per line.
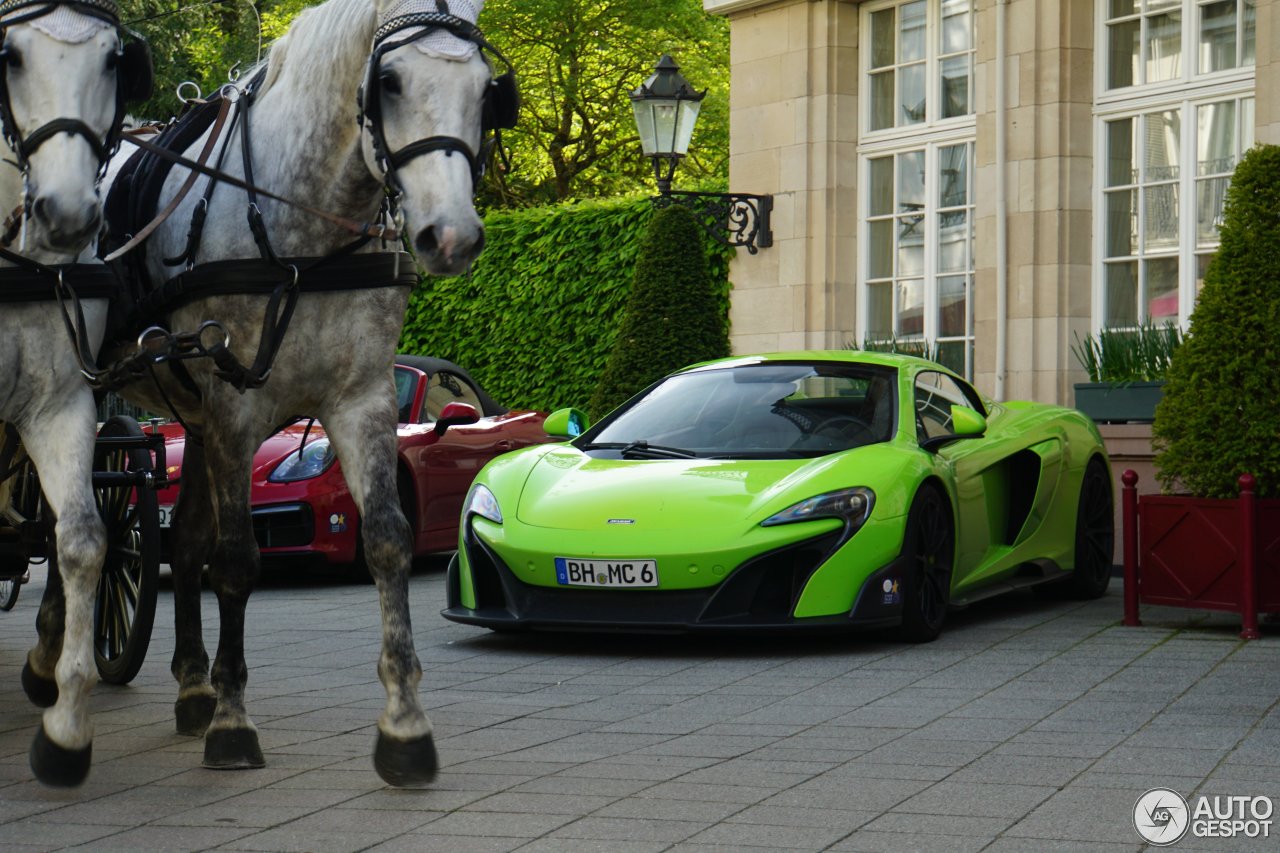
xmin=811 ymin=415 xmax=874 ymax=441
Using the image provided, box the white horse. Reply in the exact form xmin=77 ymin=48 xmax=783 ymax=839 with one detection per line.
xmin=91 ymin=0 xmax=511 ymax=785
xmin=0 ymin=0 xmax=151 ymax=786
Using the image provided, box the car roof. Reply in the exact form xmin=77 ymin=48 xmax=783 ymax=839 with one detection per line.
xmin=676 ymin=350 xmax=949 ymax=376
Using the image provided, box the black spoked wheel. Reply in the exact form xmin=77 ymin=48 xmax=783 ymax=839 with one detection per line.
xmin=1066 ymin=457 xmax=1114 ymax=599
xmin=93 ymin=417 xmax=160 ymax=685
xmin=897 ymin=485 xmax=954 ymax=643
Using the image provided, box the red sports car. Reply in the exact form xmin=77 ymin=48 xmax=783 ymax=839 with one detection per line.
xmin=154 ymin=356 xmax=551 ymax=571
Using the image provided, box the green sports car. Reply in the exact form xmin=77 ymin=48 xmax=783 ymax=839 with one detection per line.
xmin=441 ymin=351 xmax=1114 ymax=641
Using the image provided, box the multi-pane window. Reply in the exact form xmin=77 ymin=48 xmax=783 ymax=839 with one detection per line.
xmin=1096 ymin=1 xmax=1254 ymax=330
xmin=1105 ymin=0 xmax=1255 ymax=89
xmin=867 ymin=0 xmax=974 ymax=131
xmin=861 ymin=0 xmax=975 ymax=378
xmin=864 ymin=142 xmax=975 ymax=377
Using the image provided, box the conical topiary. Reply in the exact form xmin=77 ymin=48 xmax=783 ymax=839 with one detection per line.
xmin=589 ymin=203 xmax=730 ymax=417
xmin=1152 ymin=144 xmax=1280 ymax=498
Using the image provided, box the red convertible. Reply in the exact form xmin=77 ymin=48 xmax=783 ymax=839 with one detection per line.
xmin=154 ymin=356 xmax=551 ymax=572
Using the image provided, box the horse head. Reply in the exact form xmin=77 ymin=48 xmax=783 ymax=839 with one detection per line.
xmin=0 ymin=0 xmax=151 ymax=257
xmin=357 ymin=0 xmax=515 ymax=275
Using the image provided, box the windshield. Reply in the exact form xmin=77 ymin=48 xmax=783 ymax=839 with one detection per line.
xmin=583 ymin=362 xmax=897 ymax=459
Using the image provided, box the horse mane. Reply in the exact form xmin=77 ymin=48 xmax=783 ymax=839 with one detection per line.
xmin=257 ymin=0 xmax=376 ymax=104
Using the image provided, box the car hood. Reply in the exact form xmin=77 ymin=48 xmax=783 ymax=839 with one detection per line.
xmin=514 ymin=448 xmax=855 ymax=532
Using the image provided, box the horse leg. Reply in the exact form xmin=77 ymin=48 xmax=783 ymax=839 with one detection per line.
xmin=168 ymin=438 xmax=217 ymax=736
xmin=323 ymin=391 xmax=437 ymax=786
xmin=199 ymin=421 xmax=265 ymax=769
xmin=19 ymin=416 xmax=107 ymax=787
xmin=22 ymin=547 xmax=63 ymax=708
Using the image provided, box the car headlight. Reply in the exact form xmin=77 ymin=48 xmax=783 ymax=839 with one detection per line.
xmin=268 ymin=438 xmax=336 ymax=483
xmin=761 ymin=487 xmax=875 ymax=530
xmin=465 ymin=483 xmax=503 ymax=524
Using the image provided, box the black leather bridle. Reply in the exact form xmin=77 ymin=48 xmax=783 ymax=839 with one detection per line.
xmin=0 ymin=0 xmax=152 ymax=179
xmin=356 ymin=10 xmax=518 ymax=194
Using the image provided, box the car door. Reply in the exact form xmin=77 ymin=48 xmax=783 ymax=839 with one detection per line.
xmin=418 ymin=369 xmax=513 ymax=544
xmin=912 ymin=369 xmax=1007 ymax=586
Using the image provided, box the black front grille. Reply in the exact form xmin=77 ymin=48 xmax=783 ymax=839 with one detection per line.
xmin=252 ymin=504 xmax=314 ymax=549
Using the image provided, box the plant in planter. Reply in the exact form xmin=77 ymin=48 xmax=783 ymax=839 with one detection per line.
xmin=1122 ymin=145 xmax=1280 ymax=637
xmin=1070 ymin=320 xmax=1182 ymax=423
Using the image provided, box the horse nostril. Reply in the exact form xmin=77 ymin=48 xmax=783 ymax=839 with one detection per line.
xmin=414 ymin=226 xmax=439 ymax=257
xmin=29 ymin=195 xmax=50 ymax=225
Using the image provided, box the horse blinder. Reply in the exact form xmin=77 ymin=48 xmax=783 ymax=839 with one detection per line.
xmin=119 ymin=38 xmax=153 ymax=104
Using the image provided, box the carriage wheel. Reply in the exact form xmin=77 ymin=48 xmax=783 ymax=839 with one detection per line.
xmin=93 ymin=417 xmax=160 ymax=685
xmin=0 ymin=565 xmax=23 ymax=611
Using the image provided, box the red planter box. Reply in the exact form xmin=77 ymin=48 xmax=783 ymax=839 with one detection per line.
xmin=1121 ymin=471 xmax=1280 ymax=638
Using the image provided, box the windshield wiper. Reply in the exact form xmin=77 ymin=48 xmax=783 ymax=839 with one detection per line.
xmin=619 ymin=440 xmax=698 ymax=459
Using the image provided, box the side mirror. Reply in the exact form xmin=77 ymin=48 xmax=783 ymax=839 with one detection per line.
xmin=433 ymin=401 xmax=480 ymax=436
xmin=544 ymin=407 xmax=589 ymax=439
xmin=921 ymin=404 xmax=987 ymax=452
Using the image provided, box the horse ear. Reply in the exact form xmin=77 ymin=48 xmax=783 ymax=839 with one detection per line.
xmin=120 ymin=40 xmax=154 ymax=103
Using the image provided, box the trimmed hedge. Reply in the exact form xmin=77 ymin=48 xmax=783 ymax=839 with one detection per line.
xmin=590 ymin=204 xmax=731 ymax=415
xmin=399 ymin=196 xmax=733 ymax=416
xmin=1153 ymin=145 xmax=1280 ymax=498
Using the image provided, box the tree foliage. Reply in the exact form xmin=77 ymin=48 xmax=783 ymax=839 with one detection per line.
xmin=1153 ymin=144 xmax=1280 ymax=498
xmin=477 ymin=0 xmax=729 ymax=207
xmin=589 ymin=202 xmax=730 ymax=416
xmin=119 ymin=0 xmax=728 ymax=207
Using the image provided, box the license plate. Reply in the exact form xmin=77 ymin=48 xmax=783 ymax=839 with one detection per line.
xmin=555 ymin=558 xmax=658 ymax=588
xmin=158 ymin=505 xmax=174 ymax=528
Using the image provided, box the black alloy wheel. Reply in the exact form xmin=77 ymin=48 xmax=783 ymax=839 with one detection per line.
xmin=92 ymin=417 xmax=160 ymax=685
xmin=897 ymin=485 xmax=954 ymax=643
xmin=1066 ymin=457 xmax=1114 ymax=599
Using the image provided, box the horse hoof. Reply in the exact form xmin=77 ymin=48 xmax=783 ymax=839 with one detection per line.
xmin=21 ymin=661 xmax=58 ymax=708
xmin=202 ymin=727 xmax=265 ymax=769
xmin=29 ymin=724 xmax=91 ymax=788
xmin=174 ymin=694 xmax=217 ymax=736
xmin=373 ymin=730 xmax=438 ymax=787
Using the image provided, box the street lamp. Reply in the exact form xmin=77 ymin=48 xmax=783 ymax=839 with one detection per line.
xmin=629 ymin=54 xmax=772 ymax=254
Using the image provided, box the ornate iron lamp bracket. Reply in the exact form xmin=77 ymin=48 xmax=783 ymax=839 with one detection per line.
xmin=652 ymin=190 xmax=773 ymax=255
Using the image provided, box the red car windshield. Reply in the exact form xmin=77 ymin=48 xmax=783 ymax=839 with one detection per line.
xmin=583 ymin=363 xmax=897 ymax=460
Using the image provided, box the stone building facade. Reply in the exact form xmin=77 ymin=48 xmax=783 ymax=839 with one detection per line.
xmin=704 ymin=0 xmax=1271 ymax=405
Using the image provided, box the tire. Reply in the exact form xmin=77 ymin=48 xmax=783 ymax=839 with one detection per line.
xmin=92 ymin=417 xmax=160 ymax=685
xmin=1066 ymin=457 xmax=1114 ymax=599
xmin=897 ymin=485 xmax=954 ymax=643
xmin=0 ymin=563 xmax=23 ymax=611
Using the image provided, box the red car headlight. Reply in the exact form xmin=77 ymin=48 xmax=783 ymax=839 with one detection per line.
xmin=268 ymin=438 xmax=336 ymax=483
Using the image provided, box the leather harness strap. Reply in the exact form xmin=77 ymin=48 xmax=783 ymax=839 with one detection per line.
xmin=101 ymin=97 xmax=235 ymax=263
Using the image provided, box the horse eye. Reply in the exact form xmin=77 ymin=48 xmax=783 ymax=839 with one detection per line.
xmin=380 ymin=72 xmax=401 ymax=96
xmin=105 ymin=51 xmax=119 ymax=72
xmin=2 ymin=48 xmax=20 ymax=70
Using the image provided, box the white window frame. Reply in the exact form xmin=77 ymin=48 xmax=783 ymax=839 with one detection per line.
xmin=858 ymin=0 xmax=976 ymax=378
xmin=1092 ymin=0 xmax=1255 ymax=333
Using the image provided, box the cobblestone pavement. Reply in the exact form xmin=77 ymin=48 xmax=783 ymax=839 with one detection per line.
xmin=2 ymin=561 xmax=1278 ymax=852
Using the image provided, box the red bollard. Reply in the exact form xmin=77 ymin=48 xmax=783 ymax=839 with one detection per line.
xmin=1239 ymin=473 xmax=1260 ymax=640
xmin=1122 ymin=469 xmax=1140 ymax=627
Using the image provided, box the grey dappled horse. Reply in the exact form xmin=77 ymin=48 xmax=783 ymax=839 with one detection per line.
xmin=0 ymin=0 xmax=151 ymax=786
xmin=95 ymin=0 xmax=509 ymax=785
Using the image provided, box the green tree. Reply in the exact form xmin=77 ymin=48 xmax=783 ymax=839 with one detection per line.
xmin=1153 ymin=144 xmax=1280 ymax=498
xmin=121 ymin=0 xmax=300 ymax=120
xmin=477 ymin=0 xmax=729 ymax=207
xmin=589 ymin=203 xmax=729 ymax=416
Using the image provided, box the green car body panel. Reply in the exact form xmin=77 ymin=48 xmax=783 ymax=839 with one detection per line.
xmin=443 ymin=351 xmax=1112 ymax=634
